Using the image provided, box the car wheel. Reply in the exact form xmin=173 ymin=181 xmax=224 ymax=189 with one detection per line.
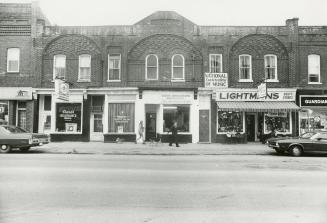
xmin=19 ymin=147 xmax=31 ymax=152
xmin=289 ymin=145 xmax=303 ymax=157
xmin=274 ymin=148 xmax=285 ymax=154
xmin=0 ymin=145 xmax=11 ymax=153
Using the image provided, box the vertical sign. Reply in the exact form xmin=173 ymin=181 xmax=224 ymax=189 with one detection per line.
xmin=257 ymin=82 xmax=267 ymax=98
xmin=55 ymin=79 xmax=69 ymax=101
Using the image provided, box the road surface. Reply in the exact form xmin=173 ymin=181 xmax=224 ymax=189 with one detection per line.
xmin=1 ymin=153 xmax=327 ymax=223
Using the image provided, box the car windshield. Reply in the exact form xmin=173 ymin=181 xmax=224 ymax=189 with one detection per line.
xmin=310 ymin=133 xmax=322 ymax=140
xmin=300 ymin=132 xmax=315 ymax=139
xmin=2 ymin=126 xmax=27 ymax=133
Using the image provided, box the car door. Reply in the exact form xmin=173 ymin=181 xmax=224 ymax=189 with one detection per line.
xmin=315 ymin=133 xmax=327 ymax=151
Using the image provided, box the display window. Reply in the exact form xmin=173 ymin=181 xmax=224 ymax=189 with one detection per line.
xmin=56 ymin=103 xmax=82 ymax=133
xmin=163 ymin=105 xmax=190 ymax=132
xmin=264 ymin=112 xmax=291 ymax=134
xmin=108 ymin=103 xmax=135 ymax=133
xmin=299 ymin=110 xmax=327 ymax=134
xmin=217 ymin=111 xmax=244 ymax=133
xmin=0 ymin=101 xmax=9 ymax=124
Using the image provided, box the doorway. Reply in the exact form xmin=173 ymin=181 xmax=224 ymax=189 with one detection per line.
xmin=199 ymin=109 xmax=210 ymax=143
xmin=90 ymin=113 xmax=103 ymax=141
xmin=246 ymin=113 xmax=256 ymax=142
xmin=146 ymin=113 xmax=156 ymax=141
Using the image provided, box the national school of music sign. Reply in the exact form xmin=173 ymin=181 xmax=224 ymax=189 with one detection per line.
xmin=204 ymin=73 xmax=228 ymax=88
xmin=55 ymin=79 xmax=69 ymax=101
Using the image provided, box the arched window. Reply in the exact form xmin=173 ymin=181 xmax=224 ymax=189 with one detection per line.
xmin=172 ymin=54 xmax=185 ymax=80
xmin=145 ymin=54 xmax=158 ymax=80
xmin=264 ymin=55 xmax=277 ymax=81
xmin=78 ymin=54 xmax=91 ymax=81
xmin=239 ymin=54 xmax=252 ymax=82
xmin=53 ymin=54 xmax=66 ymax=79
xmin=308 ymin=54 xmax=320 ymax=84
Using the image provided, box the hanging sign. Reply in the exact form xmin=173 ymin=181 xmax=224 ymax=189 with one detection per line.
xmin=55 ymin=79 xmax=69 ymax=101
xmin=257 ymin=83 xmax=267 ymax=98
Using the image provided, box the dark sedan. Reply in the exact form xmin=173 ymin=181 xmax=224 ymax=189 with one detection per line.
xmin=268 ymin=132 xmax=327 ymax=156
xmin=0 ymin=125 xmax=50 ymax=153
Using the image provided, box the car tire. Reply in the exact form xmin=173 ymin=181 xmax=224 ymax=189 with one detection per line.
xmin=0 ymin=144 xmax=11 ymax=153
xmin=19 ymin=147 xmax=31 ymax=152
xmin=274 ymin=148 xmax=285 ymax=154
xmin=289 ymin=145 xmax=303 ymax=157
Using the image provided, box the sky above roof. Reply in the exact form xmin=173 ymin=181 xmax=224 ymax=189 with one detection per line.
xmin=6 ymin=0 xmax=327 ymax=26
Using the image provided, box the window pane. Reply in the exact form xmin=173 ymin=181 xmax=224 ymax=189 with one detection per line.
xmin=217 ymin=111 xmax=243 ymax=133
xmin=93 ymin=114 xmax=103 ymax=132
xmin=79 ymin=55 xmax=91 ymax=67
xmin=18 ymin=110 xmax=27 ymax=130
xmin=173 ymin=55 xmax=183 ymax=66
xmin=56 ymin=103 xmax=82 ymax=132
xmin=79 ymin=68 xmax=91 ymax=80
xmin=147 ymin=55 xmax=157 ymax=67
xmin=308 ymin=55 xmax=320 ymax=83
xmin=108 ymin=103 xmax=135 ymax=133
xmin=240 ymin=68 xmax=250 ymax=79
xmin=7 ymin=48 xmax=20 ymax=72
xmin=55 ymin=55 xmax=66 ymax=67
xmin=109 ymin=69 xmax=120 ymax=80
xmin=309 ymin=74 xmax=319 ymax=83
xmin=210 ymin=54 xmax=222 ymax=73
xmin=173 ymin=67 xmax=183 ymax=79
xmin=54 ymin=55 xmax=66 ymax=79
xmin=147 ymin=67 xmax=157 ymax=79
xmin=264 ymin=112 xmax=290 ymax=133
xmin=163 ymin=105 xmax=190 ymax=132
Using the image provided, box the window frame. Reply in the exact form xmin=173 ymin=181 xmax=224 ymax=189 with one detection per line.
xmin=171 ymin=54 xmax=185 ymax=81
xmin=107 ymin=54 xmax=121 ymax=82
xmin=78 ymin=54 xmax=91 ymax=82
xmin=145 ymin=54 xmax=159 ymax=80
xmin=7 ymin=48 xmax=20 ymax=73
xmin=55 ymin=102 xmax=83 ymax=134
xmin=239 ymin=54 xmax=252 ymax=82
xmin=264 ymin=54 xmax=278 ymax=82
xmin=209 ymin=54 xmax=223 ymax=73
xmin=16 ymin=101 xmax=27 ymax=130
xmin=263 ymin=112 xmax=292 ymax=135
xmin=216 ymin=110 xmax=245 ymax=134
xmin=308 ymin=54 xmax=321 ymax=84
xmin=53 ymin=54 xmax=66 ymax=80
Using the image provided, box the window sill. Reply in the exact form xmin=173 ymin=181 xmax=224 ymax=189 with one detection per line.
xmin=238 ymin=79 xmax=253 ymax=83
xmin=216 ymin=132 xmax=245 ymax=135
xmin=265 ymin=79 xmax=279 ymax=83
xmin=52 ymin=132 xmax=82 ymax=135
xmin=145 ymin=79 xmax=159 ymax=81
xmin=6 ymin=71 xmax=20 ymax=74
xmin=308 ymin=82 xmax=322 ymax=85
xmin=77 ymin=79 xmax=91 ymax=82
xmin=171 ymin=79 xmax=185 ymax=82
xmin=107 ymin=80 xmax=121 ymax=82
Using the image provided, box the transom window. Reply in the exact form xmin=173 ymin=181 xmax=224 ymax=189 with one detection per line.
xmin=264 ymin=55 xmax=277 ymax=81
xmin=308 ymin=54 xmax=320 ymax=84
xmin=108 ymin=54 xmax=121 ymax=81
xmin=145 ymin=54 xmax=158 ymax=80
xmin=78 ymin=54 xmax=91 ymax=81
xmin=172 ymin=54 xmax=185 ymax=80
xmin=7 ymin=48 xmax=20 ymax=73
xmin=53 ymin=55 xmax=66 ymax=79
xmin=239 ymin=55 xmax=252 ymax=81
xmin=209 ymin=54 xmax=222 ymax=73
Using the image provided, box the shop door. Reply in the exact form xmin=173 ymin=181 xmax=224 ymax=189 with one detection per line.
xmin=199 ymin=110 xmax=210 ymax=142
xmin=146 ymin=113 xmax=156 ymax=141
xmin=246 ymin=114 xmax=256 ymax=142
xmin=90 ymin=113 xmax=103 ymax=141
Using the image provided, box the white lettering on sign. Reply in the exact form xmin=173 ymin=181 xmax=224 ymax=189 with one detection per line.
xmin=204 ymin=73 xmax=228 ymax=88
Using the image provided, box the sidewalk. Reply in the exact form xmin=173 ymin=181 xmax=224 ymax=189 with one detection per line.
xmin=35 ymin=141 xmax=273 ymax=155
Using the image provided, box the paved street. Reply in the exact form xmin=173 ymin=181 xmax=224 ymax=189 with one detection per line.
xmin=1 ymin=152 xmax=327 ymax=223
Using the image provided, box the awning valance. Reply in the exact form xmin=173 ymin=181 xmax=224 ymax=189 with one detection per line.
xmin=217 ymin=101 xmax=300 ymax=112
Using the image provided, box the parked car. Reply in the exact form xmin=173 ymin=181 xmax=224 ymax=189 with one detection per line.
xmin=0 ymin=125 xmax=50 ymax=153
xmin=267 ymin=131 xmax=327 ymax=156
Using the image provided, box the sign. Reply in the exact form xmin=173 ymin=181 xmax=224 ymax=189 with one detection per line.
xmin=300 ymin=96 xmax=327 ymax=107
xmin=204 ymin=73 xmax=228 ymax=88
xmin=162 ymin=93 xmax=192 ymax=104
xmin=257 ymin=83 xmax=267 ymax=98
xmin=0 ymin=87 xmax=32 ymax=100
xmin=266 ymin=111 xmax=287 ymax=118
xmin=215 ymin=88 xmax=296 ymax=102
xmin=56 ymin=103 xmax=81 ymax=132
xmin=55 ymin=79 xmax=69 ymax=101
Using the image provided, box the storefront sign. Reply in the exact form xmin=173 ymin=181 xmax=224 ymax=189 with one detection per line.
xmin=300 ymin=96 xmax=327 ymax=107
xmin=266 ymin=111 xmax=287 ymax=118
xmin=0 ymin=87 xmax=32 ymax=100
xmin=162 ymin=94 xmax=192 ymax=104
xmin=215 ymin=88 xmax=296 ymax=101
xmin=204 ymin=73 xmax=228 ymax=88
xmin=114 ymin=115 xmax=130 ymax=124
xmin=55 ymin=79 xmax=69 ymax=101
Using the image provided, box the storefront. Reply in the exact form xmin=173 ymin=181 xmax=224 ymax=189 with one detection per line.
xmin=137 ymin=89 xmax=202 ymax=143
xmin=298 ymin=94 xmax=327 ymax=134
xmin=0 ymin=87 xmax=34 ymax=131
xmin=213 ymin=88 xmax=299 ymax=143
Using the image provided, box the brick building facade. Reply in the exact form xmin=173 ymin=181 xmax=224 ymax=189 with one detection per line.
xmin=1 ymin=3 xmax=327 ymax=143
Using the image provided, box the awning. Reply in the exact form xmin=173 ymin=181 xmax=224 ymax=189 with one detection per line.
xmin=217 ymin=101 xmax=300 ymax=112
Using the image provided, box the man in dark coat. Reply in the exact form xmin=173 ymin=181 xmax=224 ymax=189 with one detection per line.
xmin=169 ymin=121 xmax=179 ymax=147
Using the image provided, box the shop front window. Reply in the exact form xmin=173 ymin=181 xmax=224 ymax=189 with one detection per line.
xmin=299 ymin=110 xmax=327 ymax=134
xmin=108 ymin=103 xmax=135 ymax=133
xmin=163 ymin=105 xmax=190 ymax=132
xmin=56 ymin=103 xmax=82 ymax=133
xmin=264 ymin=112 xmax=291 ymax=134
xmin=17 ymin=101 xmax=27 ymax=130
xmin=217 ymin=111 xmax=243 ymax=133
xmin=0 ymin=101 xmax=9 ymax=124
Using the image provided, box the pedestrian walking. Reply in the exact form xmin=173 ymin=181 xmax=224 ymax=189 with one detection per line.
xmin=136 ymin=121 xmax=145 ymax=144
xmin=169 ymin=121 xmax=179 ymax=147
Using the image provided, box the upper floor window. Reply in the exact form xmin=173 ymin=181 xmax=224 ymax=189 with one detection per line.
xmin=264 ymin=55 xmax=277 ymax=81
xmin=209 ymin=54 xmax=222 ymax=73
xmin=308 ymin=54 xmax=320 ymax=84
xmin=53 ymin=55 xmax=66 ymax=79
xmin=239 ymin=55 xmax=252 ymax=81
xmin=7 ymin=48 xmax=20 ymax=73
xmin=78 ymin=54 xmax=91 ymax=81
xmin=108 ymin=54 xmax=121 ymax=81
xmin=172 ymin=54 xmax=184 ymax=80
xmin=145 ymin=54 xmax=158 ymax=80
